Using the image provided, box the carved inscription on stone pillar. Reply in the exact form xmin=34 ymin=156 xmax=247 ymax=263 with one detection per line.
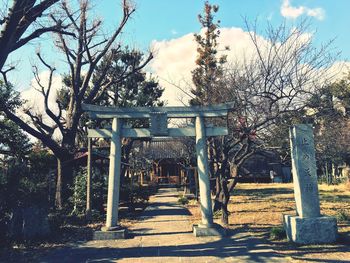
xmin=289 ymin=124 xmax=320 ymax=218
xmin=150 ymin=112 xmax=168 ymax=136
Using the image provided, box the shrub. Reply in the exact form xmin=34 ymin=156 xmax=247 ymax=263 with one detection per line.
xmin=68 ymin=167 xmax=107 ymax=217
xmin=336 ymin=209 xmax=350 ymax=222
xmin=68 ymin=168 xmax=156 ymax=220
xmin=270 ymin=226 xmax=286 ymax=240
xmin=177 ymin=195 xmax=189 ymax=205
xmin=120 ymin=184 xmax=152 ymax=208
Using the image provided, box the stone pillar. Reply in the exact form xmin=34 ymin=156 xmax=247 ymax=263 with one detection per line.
xmin=284 ymin=124 xmax=337 ymax=244
xmin=290 ymin=124 xmax=320 ymax=218
xmin=193 ymin=116 xmax=225 ymax=237
xmin=95 ymin=118 xmax=127 ymax=239
xmin=104 ymin=118 xmax=123 ymax=230
xmin=195 ymin=116 xmax=213 ymax=227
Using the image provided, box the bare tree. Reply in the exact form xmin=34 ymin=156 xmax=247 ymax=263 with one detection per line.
xmin=0 ymin=0 xmax=73 ymax=75
xmin=212 ymin=19 xmax=338 ymax=225
xmin=1 ymin=0 xmax=152 ymax=209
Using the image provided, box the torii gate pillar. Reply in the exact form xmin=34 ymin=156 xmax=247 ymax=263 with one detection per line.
xmin=104 ymin=118 xmax=122 ymax=230
xmin=195 ymin=116 xmax=213 ymax=226
xmin=95 ymin=118 xmax=127 ymax=239
xmin=193 ymin=116 xmax=226 ymax=237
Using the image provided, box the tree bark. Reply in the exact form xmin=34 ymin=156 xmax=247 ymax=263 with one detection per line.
xmin=213 ymin=163 xmax=239 ymax=225
xmin=55 ymin=158 xmax=63 ymax=209
xmin=213 ymin=176 xmax=222 ymax=212
xmin=54 ymin=154 xmax=74 ymax=210
xmin=0 ymin=0 xmax=60 ymax=70
xmin=221 ymin=178 xmax=229 ymax=226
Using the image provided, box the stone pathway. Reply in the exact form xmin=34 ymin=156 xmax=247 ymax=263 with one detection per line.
xmin=39 ymin=188 xmax=286 ymax=263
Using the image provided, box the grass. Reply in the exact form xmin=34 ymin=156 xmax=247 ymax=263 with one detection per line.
xmin=270 ymin=226 xmax=286 ymax=240
xmin=336 ymin=209 xmax=350 ymax=222
xmin=187 ymin=183 xmax=350 ymax=262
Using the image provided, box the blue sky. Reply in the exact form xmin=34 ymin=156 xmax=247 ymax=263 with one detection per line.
xmin=101 ymin=0 xmax=349 ymax=59
xmin=8 ymin=0 xmax=350 ymax=105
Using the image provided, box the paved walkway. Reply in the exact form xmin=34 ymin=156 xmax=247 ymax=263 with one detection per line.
xmin=40 ymin=188 xmax=286 ymax=262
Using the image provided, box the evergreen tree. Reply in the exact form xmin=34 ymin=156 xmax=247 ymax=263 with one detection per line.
xmin=94 ymin=48 xmax=164 ymax=108
xmin=92 ymin=48 xmax=164 ymax=183
xmin=191 ymin=1 xmax=227 ymax=106
xmin=0 ymin=81 xmax=31 ymax=159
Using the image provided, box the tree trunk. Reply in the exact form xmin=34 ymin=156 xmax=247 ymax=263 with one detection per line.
xmin=208 ymin=138 xmax=215 ymax=178
xmin=213 ymin=163 xmax=240 ymax=225
xmin=325 ymin=161 xmax=333 ymax=185
xmin=120 ymin=139 xmax=134 ymax=185
xmin=221 ymin=178 xmax=229 ymax=226
xmin=230 ymin=164 xmax=238 ymax=178
xmin=213 ymin=176 xmax=222 ymax=212
xmin=194 ymin=168 xmax=199 ymax=200
xmin=72 ymin=175 xmax=78 ymax=214
xmin=55 ymin=158 xmax=63 ymax=209
xmin=332 ymin=163 xmax=337 ymax=182
xmin=55 ymin=155 xmax=74 ymax=210
xmin=222 ymin=176 xmax=240 ymax=225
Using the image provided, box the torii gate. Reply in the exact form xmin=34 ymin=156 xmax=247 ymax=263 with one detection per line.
xmin=82 ymin=102 xmax=234 ymax=239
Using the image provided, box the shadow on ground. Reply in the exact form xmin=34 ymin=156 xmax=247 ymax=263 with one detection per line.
xmin=6 ymin=186 xmax=349 ymax=263
xmin=37 ymin=226 xmax=350 ymax=263
xmin=37 ymin=231 xmax=283 ymax=263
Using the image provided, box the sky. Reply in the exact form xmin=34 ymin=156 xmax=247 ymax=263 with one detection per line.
xmin=7 ymin=0 xmax=350 ymax=106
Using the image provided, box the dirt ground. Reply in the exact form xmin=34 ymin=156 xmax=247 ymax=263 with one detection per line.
xmin=188 ymin=183 xmax=350 ymax=263
xmin=2 ymin=183 xmax=349 ymax=262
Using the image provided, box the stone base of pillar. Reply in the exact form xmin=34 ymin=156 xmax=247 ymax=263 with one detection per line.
xmin=193 ymin=223 xmax=226 ymax=237
xmin=94 ymin=226 xmax=128 ymax=240
xmin=283 ymin=215 xmax=338 ymax=244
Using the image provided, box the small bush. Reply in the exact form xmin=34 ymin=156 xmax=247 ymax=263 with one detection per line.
xmin=270 ymin=226 xmax=286 ymax=240
xmin=336 ymin=209 xmax=350 ymax=222
xmin=90 ymin=209 xmax=104 ymax=221
xmin=177 ymin=195 xmax=189 ymax=205
xmin=120 ymin=184 xmax=152 ymax=204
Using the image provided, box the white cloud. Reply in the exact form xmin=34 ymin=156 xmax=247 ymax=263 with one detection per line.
xmin=21 ymin=71 xmax=62 ymax=116
xmin=327 ymin=61 xmax=350 ymax=81
xmin=281 ymin=0 xmax=305 ymax=19
xmin=19 ymin=71 xmax=63 ymax=139
xmin=281 ymin=0 xmax=325 ymax=20
xmin=149 ymin=27 xmax=269 ymax=105
xmin=149 ymin=26 xmax=345 ymax=106
xmin=306 ymin=8 xmax=325 ymax=20
xmin=150 ymin=33 xmax=197 ymax=105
